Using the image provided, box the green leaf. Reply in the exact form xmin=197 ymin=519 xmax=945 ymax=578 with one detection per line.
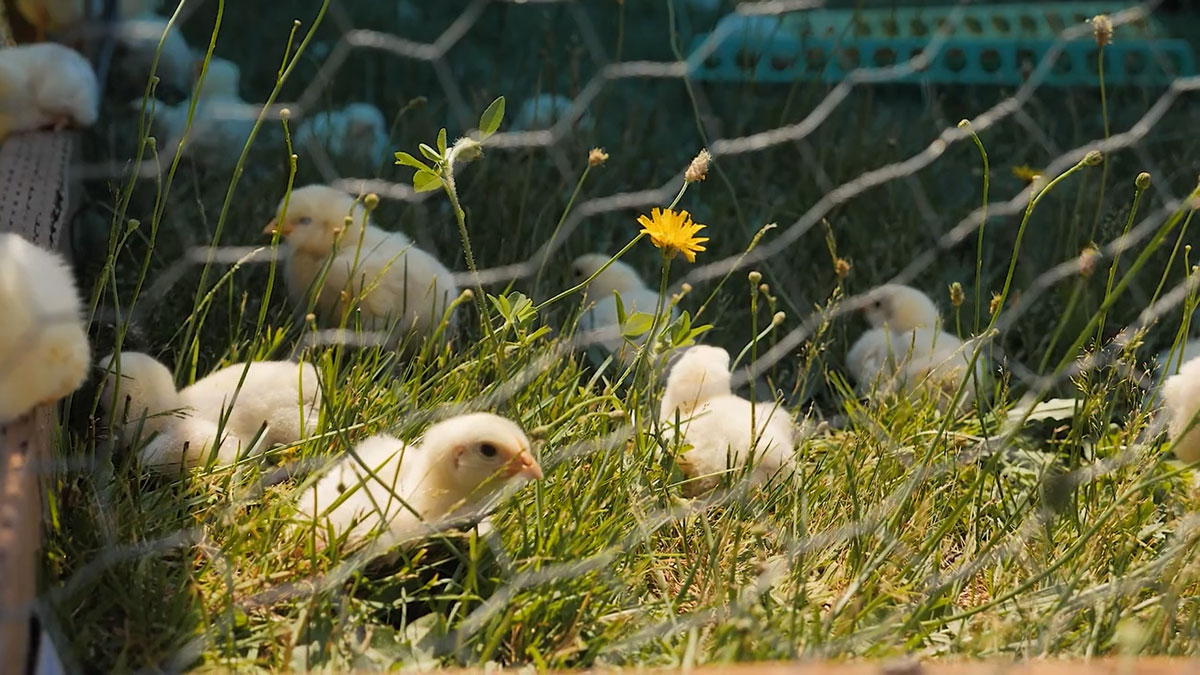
xmin=436 ymin=127 xmax=448 ymax=155
xmin=671 ymin=311 xmax=693 ymax=345
xmin=613 ymin=291 xmax=627 ymax=325
xmin=622 ymin=312 xmax=655 ymax=338
xmin=478 ymin=96 xmax=505 ymax=137
xmin=418 ymin=143 xmax=441 ymax=162
xmin=412 ymin=169 xmax=442 ymax=193
xmin=394 ymin=151 xmax=430 ymax=171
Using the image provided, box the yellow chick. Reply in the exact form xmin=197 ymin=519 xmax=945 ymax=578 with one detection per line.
xmin=846 ymin=284 xmax=984 ymax=412
xmin=296 ymin=413 xmax=543 ymax=550
xmin=0 ymin=234 xmax=90 ymax=423
xmin=265 ymin=185 xmax=459 ymax=346
xmin=0 ymin=43 xmax=98 ymax=142
xmin=1161 ymin=355 xmax=1200 ymax=462
xmin=98 ymin=351 xmax=321 ymax=474
xmin=572 ymin=254 xmax=677 ymax=363
xmin=659 ymin=345 xmax=796 ymax=496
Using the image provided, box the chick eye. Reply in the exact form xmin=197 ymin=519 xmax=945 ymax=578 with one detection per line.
xmin=298 ymin=216 xmax=313 ymax=225
xmin=479 ymin=443 xmax=498 ymax=458
xmin=872 ymin=300 xmax=884 ymax=309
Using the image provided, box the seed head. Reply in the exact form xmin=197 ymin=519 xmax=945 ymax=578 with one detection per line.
xmin=459 ymin=289 xmax=475 ymax=301
xmin=1083 ymin=150 xmax=1103 ymax=166
xmin=989 ymin=293 xmax=1003 ymax=317
xmin=588 ymin=148 xmax=609 ymax=167
xmin=772 ymin=311 xmax=786 ymax=326
xmin=363 ymin=193 xmax=380 ymax=211
xmin=305 ymin=313 xmax=316 ymax=323
xmin=685 ymin=148 xmax=711 ymax=183
xmin=680 ymin=282 xmax=693 ymax=296
xmin=758 ymin=283 xmax=770 ymax=296
xmin=1091 ymin=14 xmax=1112 ymax=48
xmin=1079 ymin=246 xmax=1100 ymax=278
xmin=957 ymin=119 xmax=971 ymax=129
xmin=453 ymin=138 xmax=484 ymax=163
xmin=949 ymin=282 xmax=964 ymax=308
xmin=1136 ymin=172 xmax=1151 ymax=190
xmin=834 ymin=257 xmax=852 ymax=280
xmin=280 ymin=108 xmax=292 ymax=120
xmin=343 ymin=216 xmax=354 ymax=228
xmin=748 ymin=270 xmax=762 ymax=285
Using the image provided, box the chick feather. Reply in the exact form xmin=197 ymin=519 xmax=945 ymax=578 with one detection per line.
xmin=267 ymin=184 xmax=459 ymax=345
xmin=296 ymin=413 xmax=543 ymax=549
xmin=660 ymin=345 xmax=796 ymax=496
xmin=99 ymin=351 xmax=321 ymax=474
xmin=1161 ymin=355 xmax=1200 ymax=462
xmin=149 ymin=57 xmax=259 ymax=169
xmin=0 ymin=234 xmax=90 ymax=423
xmin=0 ymin=43 xmax=98 ymax=142
xmin=572 ymin=254 xmax=677 ymax=363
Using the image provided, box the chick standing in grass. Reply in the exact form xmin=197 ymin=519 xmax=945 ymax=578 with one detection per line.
xmin=266 ymin=185 xmax=459 ymax=345
xmin=847 ymin=284 xmax=983 ymax=412
xmin=150 ymin=57 xmax=258 ymax=169
xmin=0 ymin=43 xmax=99 ymax=142
xmin=98 ymin=352 xmax=321 ymax=474
xmin=1160 ymin=355 xmax=1200 ymax=462
xmin=659 ymin=345 xmax=796 ymax=496
xmin=294 ymin=103 xmax=389 ymax=171
xmin=0 ymin=234 xmax=90 ymax=423
xmin=573 ymin=254 xmax=676 ymax=363
xmin=296 ymin=413 xmax=543 ymax=549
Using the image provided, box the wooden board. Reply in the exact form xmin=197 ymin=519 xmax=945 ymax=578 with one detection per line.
xmin=0 ymin=131 xmax=80 ymax=673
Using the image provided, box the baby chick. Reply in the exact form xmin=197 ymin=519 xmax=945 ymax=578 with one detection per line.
xmin=573 ymin=254 xmax=677 ymax=364
xmin=0 ymin=43 xmax=98 ymax=142
xmin=511 ymin=93 xmax=594 ymax=132
xmin=16 ymin=0 xmax=157 ymax=38
xmin=266 ymin=184 xmax=459 ymax=345
xmin=296 ymin=413 xmax=542 ymax=549
xmin=293 ymin=102 xmax=389 ymax=171
xmin=1161 ymin=355 xmax=1200 ymax=462
xmin=98 ymin=351 xmax=321 ymax=474
xmin=113 ymin=15 xmax=196 ymax=96
xmin=0 ymin=234 xmax=90 ymax=423
xmin=150 ymin=57 xmax=258 ymax=169
xmin=847 ymin=284 xmax=984 ymax=412
xmin=659 ymin=345 xmax=796 ymax=496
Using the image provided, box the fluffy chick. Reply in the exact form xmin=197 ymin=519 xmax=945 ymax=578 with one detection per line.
xmin=15 ymin=0 xmax=157 ymax=37
xmin=98 ymin=352 xmax=321 ymax=474
xmin=113 ymin=15 xmax=196 ymax=95
xmin=0 ymin=234 xmax=90 ymax=423
xmin=0 ymin=43 xmax=98 ymax=142
xmin=660 ymin=345 xmax=795 ymax=496
xmin=266 ymin=185 xmax=459 ymax=345
xmin=1161 ymin=355 xmax=1200 ymax=462
xmin=847 ymin=284 xmax=983 ymax=412
xmin=296 ymin=413 xmax=543 ymax=549
xmin=150 ymin=57 xmax=258 ymax=169
xmin=294 ymin=103 xmax=389 ymax=170
xmin=573 ymin=254 xmax=676 ymax=363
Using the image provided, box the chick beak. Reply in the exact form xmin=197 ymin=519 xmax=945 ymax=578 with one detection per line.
xmin=263 ymin=219 xmax=292 ymax=236
xmin=505 ymin=450 xmax=544 ymax=480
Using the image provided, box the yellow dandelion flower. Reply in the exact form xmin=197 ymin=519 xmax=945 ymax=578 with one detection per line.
xmin=1012 ymin=165 xmax=1042 ymax=184
xmin=637 ymin=207 xmax=709 ymax=263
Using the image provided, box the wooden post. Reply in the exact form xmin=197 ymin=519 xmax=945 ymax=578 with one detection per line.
xmin=0 ymin=132 xmax=81 ymax=672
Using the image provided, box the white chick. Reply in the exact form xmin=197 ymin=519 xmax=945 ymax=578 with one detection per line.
xmin=1154 ymin=337 xmax=1200 ymax=383
xmin=0 ymin=43 xmax=98 ymax=142
xmin=659 ymin=345 xmax=795 ymax=496
xmin=294 ymin=103 xmax=389 ymax=170
xmin=1162 ymin=355 xmax=1200 ymax=462
xmin=113 ymin=14 xmax=196 ymax=95
xmin=511 ymin=93 xmax=594 ymax=133
xmin=150 ymin=57 xmax=260 ymax=169
xmin=296 ymin=413 xmax=543 ymax=549
xmin=265 ymin=184 xmax=459 ymax=345
xmin=15 ymin=0 xmax=157 ymax=37
xmin=0 ymin=234 xmax=90 ymax=423
xmin=98 ymin=351 xmax=322 ymax=474
xmin=573 ymin=254 xmax=677 ymax=364
xmin=846 ymin=284 xmax=984 ymax=412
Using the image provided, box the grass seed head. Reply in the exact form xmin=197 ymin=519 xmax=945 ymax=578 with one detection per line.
xmin=1092 ymin=14 xmax=1113 ymax=48
xmin=1136 ymin=172 xmax=1151 ymax=190
xmin=588 ymin=148 xmax=609 ymax=167
xmin=949 ymin=282 xmax=964 ymax=308
xmin=685 ymin=148 xmax=711 ymax=183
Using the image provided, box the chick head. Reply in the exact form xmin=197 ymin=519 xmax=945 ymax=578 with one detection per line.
xmin=97 ymin=351 xmax=178 ymax=423
xmin=662 ymin=344 xmax=733 ymax=414
xmin=194 ymin=56 xmax=240 ymax=100
xmin=264 ymin=184 xmax=366 ymax=256
xmin=423 ymin=413 xmax=542 ymax=497
xmin=861 ymin=284 xmax=940 ymax=332
xmin=571 ymin=254 xmax=648 ymax=297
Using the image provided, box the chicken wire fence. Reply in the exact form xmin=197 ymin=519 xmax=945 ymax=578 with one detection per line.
xmin=20 ymin=0 xmax=1200 ymax=668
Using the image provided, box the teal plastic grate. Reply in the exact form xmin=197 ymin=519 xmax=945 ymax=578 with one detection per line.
xmin=687 ymin=3 xmax=1195 ymax=87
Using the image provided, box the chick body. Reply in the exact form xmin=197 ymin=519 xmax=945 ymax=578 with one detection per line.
xmin=294 ymin=103 xmax=389 ymax=170
xmin=1161 ymin=355 xmax=1200 ymax=462
xmin=0 ymin=234 xmax=90 ymax=422
xmin=268 ymin=185 xmax=459 ymax=344
xmin=16 ymin=0 xmax=157 ymax=35
xmin=113 ymin=15 xmax=195 ymax=95
xmin=297 ymin=413 xmax=542 ymax=549
xmin=660 ymin=345 xmax=795 ymax=495
xmin=0 ymin=43 xmax=98 ymax=141
xmin=151 ymin=58 xmax=259 ymax=169
xmin=99 ymin=352 xmax=321 ymax=473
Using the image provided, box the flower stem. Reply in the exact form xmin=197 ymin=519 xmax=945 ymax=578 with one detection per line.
xmin=535 ymin=234 xmax=645 ymax=311
xmin=534 ymin=164 xmax=593 ymax=295
xmin=1094 ymin=179 xmax=1147 ymax=342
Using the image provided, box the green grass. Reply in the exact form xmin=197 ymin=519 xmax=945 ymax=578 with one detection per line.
xmin=40 ymin=0 xmax=1200 ymax=670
